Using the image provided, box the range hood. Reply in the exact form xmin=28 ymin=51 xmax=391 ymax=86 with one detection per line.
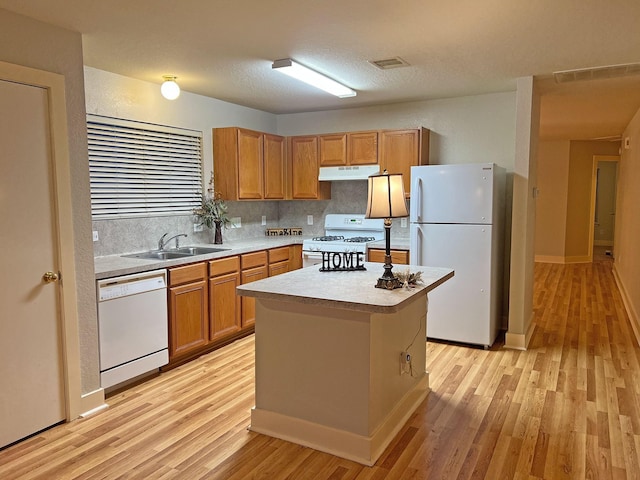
xmin=318 ymin=165 xmax=380 ymax=181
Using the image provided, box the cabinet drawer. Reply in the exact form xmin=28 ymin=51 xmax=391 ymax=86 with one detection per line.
xmin=268 ymin=246 xmax=290 ymax=264
xmin=241 ymin=250 xmax=267 ymax=269
xmin=368 ymin=248 xmax=410 ymax=265
xmin=169 ymin=262 xmax=207 ymax=286
xmin=241 ymin=265 xmax=268 ymax=284
xmin=209 ymin=256 xmax=240 ymax=277
xmin=269 ymin=260 xmax=289 ymax=277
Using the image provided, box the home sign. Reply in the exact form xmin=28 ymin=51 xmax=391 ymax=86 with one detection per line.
xmin=319 ymin=251 xmax=366 ymax=272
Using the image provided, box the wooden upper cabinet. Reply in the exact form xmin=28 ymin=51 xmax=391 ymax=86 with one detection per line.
xmin=289 ymin=135 xmax=331 ymax=200
xmin=319 ymin=133 xmax=347 ymax=166
xmin=263 ymin=134 xmax=286 ymax=199
xmin=348 ymin=131 xmax=378 ymax=165
xmin=319 ymin=131 xmax=378 ymax=166
xmin=379 ymin=128 xmax=430 ymax=197
xmin=213 ymin=127 xmax=285 ymax=201
xmin=237 ymin=128 xmax=263 ymax=199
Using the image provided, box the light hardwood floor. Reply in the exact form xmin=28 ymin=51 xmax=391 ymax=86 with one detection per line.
xmin=2 ymin=253 xmax=640 ymax=479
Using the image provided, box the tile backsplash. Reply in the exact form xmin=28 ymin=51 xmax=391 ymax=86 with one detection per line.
xmin=92 ymin=181 xmax=408 ymax=257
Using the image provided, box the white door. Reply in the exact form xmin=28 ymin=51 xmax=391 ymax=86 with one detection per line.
xmin=410 ymin=163 xmax=495 ymax=224
xmin=0 ymin=79 xmax=65 ymax=448
xmin=411 ymin=223 xmax=493 ymax=345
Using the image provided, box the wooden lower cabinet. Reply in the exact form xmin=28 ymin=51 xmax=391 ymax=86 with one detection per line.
xmin=166 ymin=244 xmax=305 ymax=368
xmin=289 ymin=244 xmax=303 ymax=270
xmin=168 ymin=263 xmax=209 ymax=359
xmin=209 ymin=263 xmax=241 ymax=341
xmin=368 ymin=248 xmax=410 ymax=265
xmin=241 ymin=264 xmax=268 ymax=328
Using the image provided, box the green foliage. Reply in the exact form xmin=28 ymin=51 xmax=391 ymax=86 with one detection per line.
xmin=193 ymin=172 xmax=232 ymax=229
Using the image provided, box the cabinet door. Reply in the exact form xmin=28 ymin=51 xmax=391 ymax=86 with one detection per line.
xmin=237 ymin=128 xmax=264 ymax=199
xmin=264 ymin=134 xmax=286 ymax=199
xmin=379 ymin=129 xmax=428 ymax=197
xmin=241 ymin=265 xmax=268 ymax=327
xmin=348 ymin=131 xmax=378 ymax=165
xmin=209 ymin=272 xmax=241 ymax=341
xmin=169 ymin=280 xmax=209 ymax=359
xmin=289 ymin=244 xmax=303 ymax=270
xmin=290 ymin=136 xmax=330 ymax=199
xmin=319 ymin=133 xmax=347 ymax=166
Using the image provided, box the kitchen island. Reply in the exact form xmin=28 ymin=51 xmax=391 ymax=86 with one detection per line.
xmin=237 ymin=263 xmax=453 ymax=466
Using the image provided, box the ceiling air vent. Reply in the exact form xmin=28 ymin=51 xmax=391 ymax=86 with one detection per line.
xmin=368 ymin=57 xmax=410 ymax=70
xmin=554 ymin=62 xmax=640 ymax=83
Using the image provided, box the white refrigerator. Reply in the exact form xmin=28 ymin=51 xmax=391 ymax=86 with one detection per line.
xmin=409 ymin=163 xmax=505 ymax=348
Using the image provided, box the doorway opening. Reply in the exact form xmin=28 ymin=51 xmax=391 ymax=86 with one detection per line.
xmin=589 ymin=155 xmax=619 ymax=262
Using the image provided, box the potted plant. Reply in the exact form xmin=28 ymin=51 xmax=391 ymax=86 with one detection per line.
xmin=193 ymin=172 xmax=232 ymax=244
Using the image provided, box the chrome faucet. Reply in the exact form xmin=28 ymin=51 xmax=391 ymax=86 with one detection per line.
xmin=158 ymin=233 xmax=188 ymax=250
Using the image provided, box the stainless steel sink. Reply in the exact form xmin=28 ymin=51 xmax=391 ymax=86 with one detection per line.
xmin=173 ymin=246 xmax=229 ymax=255
xmin=122 ymin=246 xmax=229 ymax=261
xmin=122 ymin=250 xmax=193 ymax=260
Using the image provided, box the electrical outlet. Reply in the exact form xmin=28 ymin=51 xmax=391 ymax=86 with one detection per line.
xmin=230 ymin=217 xmax=241 ymax=228
xmin=401 ymin=218 xmax=408 ymax=228
xmin=307 ymin=215 xmax=313 ymax=225
xmin=92 ymin=230 xmax=99 ymax=242
xmin=400 ymin=351 xmax=411 ymax=375
xmin=193 ymin=223 xmax=203 ymax=232
xmin=261 ymin=215 xmax=267 ymax=226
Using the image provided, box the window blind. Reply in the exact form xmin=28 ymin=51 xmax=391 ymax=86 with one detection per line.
xmin=87 ymin=115 xmax=203 ymax=219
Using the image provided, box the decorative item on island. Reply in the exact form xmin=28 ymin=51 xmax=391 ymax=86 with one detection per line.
xmin=365 ymin=170 xmax=410 ymax=289
xmin=193 ymin=172 xmax=232 ymax=244
xmin=394 ymin=269 xmax=424 ymax=289
xmin=319 ymin=251 xmax=366 ymax=271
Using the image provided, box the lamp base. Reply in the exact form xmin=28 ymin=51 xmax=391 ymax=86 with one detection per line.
xmin=375 ymin=276 xmax=403 ymax=290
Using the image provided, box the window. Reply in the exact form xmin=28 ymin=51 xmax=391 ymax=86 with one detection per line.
xmin=87 ymin=115 xmax=203 ymax=219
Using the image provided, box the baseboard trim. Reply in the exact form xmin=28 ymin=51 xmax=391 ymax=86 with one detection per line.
xmin=564 ymin=255 xmax=592 ymax=264
xmin=534 ymin=255 xmax=565 ymax=264
xmin=504 ymin=312 xmax=536 ymax=350
xmin=535 ymin=255 xmax=595 ymax=264
xmin=78 ymin=388 xmax=106 ymax=418
xmin=250 ymin=374 xmax=430 ymax=466
xmin=594 ymin=240 xmax=613 ymax=247
xmin=613 ymin=264 xmax=640 ymax=347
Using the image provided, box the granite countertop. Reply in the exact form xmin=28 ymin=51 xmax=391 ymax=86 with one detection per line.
xmin=236 ymin=263 xmax=453 ymax=313
xmin=94 ymin=236 xmax=310 ymax=279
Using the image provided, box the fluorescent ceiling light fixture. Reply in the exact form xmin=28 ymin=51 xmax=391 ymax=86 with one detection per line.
xmin=272 ymin=58 xmax=356 ymax=98
xmin=161 ymin=75 xmax=180 ymax=100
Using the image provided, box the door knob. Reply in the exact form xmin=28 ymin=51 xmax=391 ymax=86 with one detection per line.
xmin=42 ymin=271 xmax=59 ymax=283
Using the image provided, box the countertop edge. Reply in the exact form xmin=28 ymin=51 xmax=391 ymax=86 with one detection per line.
xmin=237 ymin=265 xmax=453 ymax=313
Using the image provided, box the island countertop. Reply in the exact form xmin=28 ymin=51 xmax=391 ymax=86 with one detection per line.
xmin=236 ymin=263 xmax=454 ymax=314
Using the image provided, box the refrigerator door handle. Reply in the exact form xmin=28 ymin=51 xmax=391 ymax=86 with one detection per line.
xmin=411 ymin=226 xmax=423 ymax=265
xmin=416 ymin=178 xmax=423 ymax=223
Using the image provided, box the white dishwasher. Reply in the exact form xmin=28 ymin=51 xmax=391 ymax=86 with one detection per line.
xmin=97 ymin=269 xmax=169 ymax=389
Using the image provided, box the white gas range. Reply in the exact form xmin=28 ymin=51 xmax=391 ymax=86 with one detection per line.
xmin=302 ymin=214 xmax=385 ymax=268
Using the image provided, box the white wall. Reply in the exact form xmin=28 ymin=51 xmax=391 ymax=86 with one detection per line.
xmin=615 ymin=108 xmax=640 ymax=338
xmin=535 ymin=140 xmax=570 ymax=260
xmin=0 ymin=9 xmax=98 ymax=394
xmin=277 ymin=92 xmax=517 ymax=170
xmin=85 ymin=66 xmax=278 ymax=177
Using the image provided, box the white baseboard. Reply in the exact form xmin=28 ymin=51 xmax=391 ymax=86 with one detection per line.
xmin=613 ymin=264 xmax=640 ymax=347
xmin=504 ymin=312 xmax=536 ymax=350
xmin=250 ymin=374 xmax=429 ymax=466
xmin=594 ymin=240 xmax=613 ymax=247
xmin=534 ymin=255 xmax=594 ymax=264
xmin=534 ymin=255 xmax=565 ymax=264
xmin=78 ymin=388 xmax=107 ymax=418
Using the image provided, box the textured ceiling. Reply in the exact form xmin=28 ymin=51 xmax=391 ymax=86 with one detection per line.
xmin=1 ymin=0 xmax=640 ymax=140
